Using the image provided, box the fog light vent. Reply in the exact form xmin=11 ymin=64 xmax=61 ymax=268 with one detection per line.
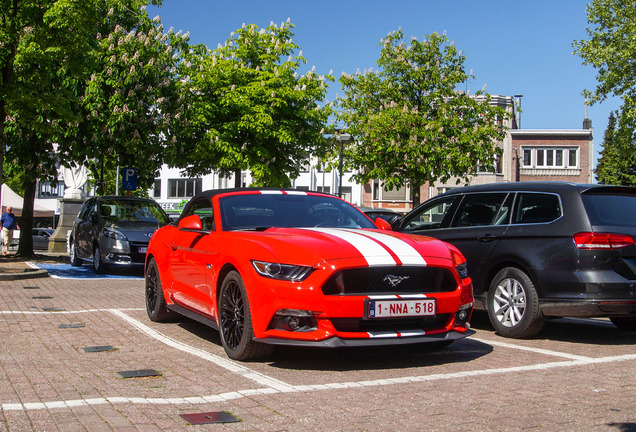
xmin=270 ymin=309 xmax=318 ymax=332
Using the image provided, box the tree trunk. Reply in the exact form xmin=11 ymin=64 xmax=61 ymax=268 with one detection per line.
xmin=234 ymin=169 xmax=241 ymax=188
xmin=17 ymin=179 xmax=36 ymax=257
xmin=411 ymin=183 xmax=421 ymax=207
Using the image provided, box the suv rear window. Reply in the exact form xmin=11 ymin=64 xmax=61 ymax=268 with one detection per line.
xmin=582 ymin=193 xmax=636 ymax=226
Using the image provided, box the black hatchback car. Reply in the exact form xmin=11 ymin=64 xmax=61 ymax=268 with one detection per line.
xmin=69 ymin=196 xmax=170 ymax=273
xmin=392 ymin=182 xmax=636 ymax=338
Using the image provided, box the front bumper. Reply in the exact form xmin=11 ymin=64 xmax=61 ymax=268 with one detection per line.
xmin=255 ymin=328 xmax=475 ymax=347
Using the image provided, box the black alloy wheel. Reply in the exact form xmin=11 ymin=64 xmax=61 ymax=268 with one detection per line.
xmin=218 ymin=271 xmax=271 ymax=361
xmin=145 ymin=258 xmax=176 ymax=322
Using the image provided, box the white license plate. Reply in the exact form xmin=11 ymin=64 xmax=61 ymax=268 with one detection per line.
xmin=367 ymin=299 xmax=436 ymax=319
xmin=139 ymin=247 xmax=148 ymax=253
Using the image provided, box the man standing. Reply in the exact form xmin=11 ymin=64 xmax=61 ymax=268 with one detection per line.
xmin=1 ymin=206 xmax=19 ymax=255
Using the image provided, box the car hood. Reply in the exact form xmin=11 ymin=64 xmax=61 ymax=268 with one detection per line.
xmin=238 ymin=227 xmax=453 ymax=267
xmin=104 ymin=221 xmax=161 ymax=242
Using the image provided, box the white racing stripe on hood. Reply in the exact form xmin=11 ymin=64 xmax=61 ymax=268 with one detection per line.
xmin=305 ymin=228 xmax=396 ymax=266
xmin=343 ymin=229 xmax=427 ymax=265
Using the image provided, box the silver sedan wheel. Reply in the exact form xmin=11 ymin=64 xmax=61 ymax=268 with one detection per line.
xmin=492 ymin=277 xmax=527 ymax=328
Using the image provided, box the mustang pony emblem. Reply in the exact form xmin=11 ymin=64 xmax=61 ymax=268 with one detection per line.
xmin=383 ymin=274 xmax=410 ymax=287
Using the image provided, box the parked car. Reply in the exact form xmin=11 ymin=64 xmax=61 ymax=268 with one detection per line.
xmin=32 ymin=228 xmax=54 ymax=250
xmin=145 ymin=188 xmax=474 ymax=361
xmin=392 ymin=182 xmax=636 ymax=338
xmin=359 ymin=206 xmax=401 ymax=225
xmin=69 ymin=196 xmax=170 ymax=273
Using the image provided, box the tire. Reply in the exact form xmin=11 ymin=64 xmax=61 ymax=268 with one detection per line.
xmin=92 ymin=245 xmax=106 ymax=274
xmin=69 ymin=240 xmax=83 ymax=267
xmin=218 ymin=271 xmax=272 ymax=361
xmin=486 ymin=267 xmax=545 ymax=338
xmin=610 ymin=317 xmax=636 ymax=331
xmin=145 ymin=258 xmax=177 ymax=322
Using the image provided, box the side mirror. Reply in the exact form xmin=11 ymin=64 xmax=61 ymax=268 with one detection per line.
xmin=178 ymin=214 xmax=202 ymax=231
xmin=374 ymin=218 xmax=392 ymax=230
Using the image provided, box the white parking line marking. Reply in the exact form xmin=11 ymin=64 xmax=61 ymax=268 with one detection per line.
xmin=108 ymin=309 xmax=296 ymax=393
xmin=2 ymin=307 xmax=634 ymax=413
xmin=3 ymin=353 xmax=635 ymax=412
xmin=471 ymin=337 xmax=593 ymax=360
xmin=0 ymin=308 xmax=145 ymax=315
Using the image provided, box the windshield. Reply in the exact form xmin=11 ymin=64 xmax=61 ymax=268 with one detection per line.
xmin=100 ymin=200 xmax=170 ymax=225
xmin=219 ymin=193 xmax=376 ymax=231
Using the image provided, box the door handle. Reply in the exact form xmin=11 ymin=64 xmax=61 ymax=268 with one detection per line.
xmin=170 ymin=242 xmax=177 ymax=251
xmin=477 ymin=234 xmax=497 ymax=242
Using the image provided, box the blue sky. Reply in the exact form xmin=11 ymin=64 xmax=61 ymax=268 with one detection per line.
xmin=148 ymin=0 xmax=618 ymax=164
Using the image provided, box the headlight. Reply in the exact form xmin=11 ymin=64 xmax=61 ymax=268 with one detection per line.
xmin=252 ymin=261 xmax=314 ymax=281
xmin=103 ymin=228 xmax=127 ymax=241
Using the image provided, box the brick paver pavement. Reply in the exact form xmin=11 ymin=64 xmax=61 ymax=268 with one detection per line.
xmin=0 ymin=262 xmax=634 ymax=431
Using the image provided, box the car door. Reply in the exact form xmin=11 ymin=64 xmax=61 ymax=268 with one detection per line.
xmin=76 ymin=201 xmax=98 ymax=259
xmin=399 ymin=192 xmax=512 ymax=298
xmin=168 ymin=198 xmax=218 ymax=317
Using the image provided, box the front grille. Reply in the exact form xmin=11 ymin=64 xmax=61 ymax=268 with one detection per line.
xmin=129 ymin=241 xmax=149 ymax=263
xmin=322 ymin=266 xmax=458 ymax=295
xmin=331 ymin=314 xmax=450 ymax=333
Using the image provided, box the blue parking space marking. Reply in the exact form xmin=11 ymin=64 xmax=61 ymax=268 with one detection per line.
xmin=31 ymin=263 xmax=143 ymax=280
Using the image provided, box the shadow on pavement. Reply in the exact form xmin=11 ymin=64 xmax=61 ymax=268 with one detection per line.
xmin=31 ymin=262 xmax=143 ymax=279
xmin=469 ymin=310 xmax=635 ymax=346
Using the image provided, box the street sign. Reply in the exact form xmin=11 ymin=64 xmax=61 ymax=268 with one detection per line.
xmin=122 ymin=167 xmax=138 ymax=191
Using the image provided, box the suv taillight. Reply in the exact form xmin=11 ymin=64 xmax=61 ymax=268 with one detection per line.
xmin=573 ymin=232 xmax=635 ymax=249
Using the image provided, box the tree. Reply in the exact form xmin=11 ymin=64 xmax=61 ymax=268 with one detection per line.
xmin=1 ymin=0 xmax=106 ymax=255
xmin=595 ymin=111 xmax=636 ymax=185
xmin=0 ymin=0 xmax=169 ymax=256
xmin=573 ymin=0 xmax=636 ymax=115
xmin=61 ymin=8 xmax=191 ymax=196
xmin=574 ymin=1 xmax=636 ymax=185
xmin=336 ymin=30 xmax=509 ymax=206
xmin=171 ymin=20 xmax=334 ymax=187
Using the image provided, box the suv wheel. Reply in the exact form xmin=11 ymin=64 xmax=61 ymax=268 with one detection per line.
xmin=69 ymin=240 xmax=83 ymax=267
xmin=487 ymin=267 xmax=545 ymax=338
xmin=93 ymin=245 xmax=106 ymax=274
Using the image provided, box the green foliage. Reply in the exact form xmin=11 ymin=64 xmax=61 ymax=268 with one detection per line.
xmin=575 ymin=0 xmax=636 ymax=185
xmin=595 ymin=110 xmax=636 ymax=185
xmin=574 ymin=0 xmax=636 ymax=113
xmin=336 ymin=30 xmax=509 ymax=204
xmin=171 ymin=20 xmax=334 ymax=187
xmin=0 ymin=0 xmax=165 ymax=255
xmin=60 ymin=5 xmax=190 ymax=195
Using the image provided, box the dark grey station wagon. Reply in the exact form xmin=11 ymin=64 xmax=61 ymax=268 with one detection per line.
xmin=69 ymin=196 xmax=170 ymax=273
xmin=393 ymin=182 xmax=636 ymax=338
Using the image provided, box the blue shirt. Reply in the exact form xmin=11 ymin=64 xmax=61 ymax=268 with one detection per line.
xmin=1 ymin=212 xmax=17 ymax=230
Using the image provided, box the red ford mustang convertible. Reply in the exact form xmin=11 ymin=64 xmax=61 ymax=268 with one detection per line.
xmin=145 ymin=189 xmax=474 ymax=360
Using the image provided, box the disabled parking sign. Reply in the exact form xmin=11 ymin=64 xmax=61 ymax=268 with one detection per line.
xmin=122 ymin=167 xmax=138 ymax=191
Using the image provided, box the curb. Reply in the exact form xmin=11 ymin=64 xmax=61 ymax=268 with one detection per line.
xmin=0 ymin=267 xmax=49 ymax=281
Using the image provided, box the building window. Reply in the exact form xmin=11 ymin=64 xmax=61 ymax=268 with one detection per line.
xmin=522 ymin=147 xmax=579 ymax=169
xmin=299 ymin=154 xmax=311 ymax=173
xmin=316 ymin=186 xmax=330 ymax=194
xmin=168 ymin=178 xmax=202 ymax=198
xmin=340 ymin=186 xmax=352 ymax=202
xmin=568 ymin=148 xmax=577 ymax=167
xmin=38 ymin=182 xmax=64 ymax=198
xmin=372 ymin=180 xmax=409 ymax=201
xmin=523 ymin=149 xmax=532 ymax=167
xmin=153 ymin=179 xmax=161 ymax=198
